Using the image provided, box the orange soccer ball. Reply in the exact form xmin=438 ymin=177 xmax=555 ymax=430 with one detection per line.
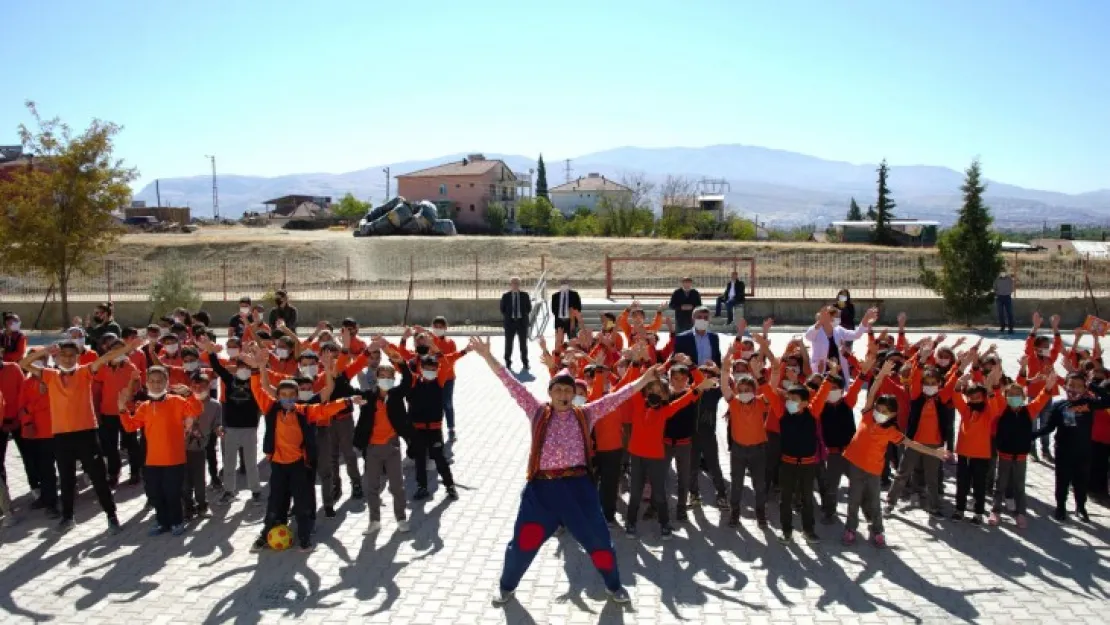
xmin=267 ymin=524 xmax=295 ymax=551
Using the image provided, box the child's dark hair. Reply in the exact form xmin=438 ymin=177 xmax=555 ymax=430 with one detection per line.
xmin=432 ymin=316 xmax=448 ymax=326
xmin=786 ymin=385 xmax=810 ymax=403
xmin=181 ymin=346 xmax=199 ymax=359
xmin=874 ymin=394 xmax=899 ymax=414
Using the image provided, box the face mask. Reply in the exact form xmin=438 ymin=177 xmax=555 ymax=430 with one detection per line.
xmin=164 ymin=344 xmax=179 ymax=355
xmin=1066 ymin=389 xmax=1085 ymax=401
xmin=298 ymin=390 xmax=314 ymax=401
xmin=827 ymin=390 xmax=843 ymax=403
xmin=922 ymin=385 xmax=939 ymax=397
xmin=873 ymin=410 xmax=894 ymax=424
xmin=737 ymin=392 xmax=755 ymax=403
xmin=1006 ymin=396 xmax=1024 ymax=409
xmin=173 ymin=316 xmax=184 ymax=324
xmin=226 ymin=348 xmax=240 ymax=359
xmin=275 ymin=348 xmax=290 ymax=360
xmin=693 ymin=319 xmax=710 ymax=332
xmin=147 ymin=389 xmax=167 ymax=400
xmin=421 ymin=370 xmax=437 ymax=381
xmin=279 ymin=398 xmax=296 ymax=410
xmin=58 ymin=364 xmax=77 ymax=374
xmin=646 ymin=393 xmax=664 ymax=408
xmin=936 ymin=358 xmax=951 ymax=367
xmin=432 ymin=328 xmax=445 ymax=337
xmin=968 ymin=401 xmax=986 ymax=412
xmin=1038 ymin=349 xmax=1051 ymax=359
xmin=838 ymin=295 xmax=847 ymax=303
xmin=8 ymin=322 xmax=21 ymax=332
xmin=416 ymin=345 xmax=430 ymax=356
xmin=183 ymin=361 xmax=200 ymax=372
xmin=31 ymin=361 xmax=45 ymax=370
xmin=300 ymin=365 xmax=318 ymax=378
xmin=236 ymin=368 xmax=252 ymax=381
xmin=377 ymin=378 xmax=396 ymax=391
xmin=740 ymin=350 xmax=753 ymax=360
xmin=1000 ymin=272 xmax=1008 ymax=279
xmin=159 ymin=327 xmax=170 ymax=337
xmin=240 ymin=307 xmax=250 ymax=316
xmin=572 ymin=396 xmax=587 ymax=407
xmin=785 ymin=400 xmax=801 ymax=414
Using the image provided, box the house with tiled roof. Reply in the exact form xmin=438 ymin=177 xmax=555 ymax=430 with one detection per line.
xmin=396 ymin=154 xmax=528 ymax=229
xmin=549 ymin=173 xmax=632 ymax=215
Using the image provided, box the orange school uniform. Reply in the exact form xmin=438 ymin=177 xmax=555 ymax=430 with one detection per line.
xmin=121 ymin=394 xmax=204 ymax=466
xmin=844 ymin=412 xmax=906 ymax=476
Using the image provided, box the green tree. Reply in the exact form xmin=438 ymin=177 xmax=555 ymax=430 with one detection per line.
xmin=595 ymin=196 xmax=654 ymax=237
xmin=485 ymin=202 xmax=507 ymax=233
xmin=846 ymin=197 xmax=863 ymax=221
xmin=149 ymin=252 xmax=202 ymax=319
xmin=332 ymin=192 xmax=370 ymax=219
xmin=920 ymin=159 xmax=1004 ymax=324
xmin=866 ymin=204 xmax=877 ymax=220
xmin=873 ymin=159 xmax=897 ymax=245
xmin=657 ymin=210 xmax=696 ymax=239
xmin=535 ymin=154 xmax=549 ymax=199
xmin=0 ymin=101 xmax=136 ymax=325
xmin=723 ymin=214 xmax=758 ymax=240
xmin=516 ymin=197 xmax=557 ymax=234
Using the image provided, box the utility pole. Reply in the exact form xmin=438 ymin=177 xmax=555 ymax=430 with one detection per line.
xmin=155 ymin=179 xmax=161 ymax=207
xmin=383 ymin=166 xmax=391 ymax=199
xmin=205 ymin=155 xmax=219 ymax=219
xmin=564 ymin=158 xmax=572 ymax=184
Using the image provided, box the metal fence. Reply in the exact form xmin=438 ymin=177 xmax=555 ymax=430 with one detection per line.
xmin=0 ymin=250 xmax=1107 ymax=304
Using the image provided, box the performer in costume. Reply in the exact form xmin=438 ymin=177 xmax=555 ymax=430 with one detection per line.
xmin=469 ymin=337 xmax=665 ymax=606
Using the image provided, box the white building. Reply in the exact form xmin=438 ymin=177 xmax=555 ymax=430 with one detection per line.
xmin=549 ymin=173 xmax=633 ymax=215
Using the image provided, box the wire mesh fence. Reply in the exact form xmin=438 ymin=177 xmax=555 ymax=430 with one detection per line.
xmin=0 ymin=250 xmax=1106 ymax=304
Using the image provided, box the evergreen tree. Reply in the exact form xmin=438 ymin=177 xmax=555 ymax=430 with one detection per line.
xmin=920 ymin=159 xmax=1004 ymax=324
xmin=846 ymin=197 xmax=863 ymax=221
xmin=866 ymin=204 xmax=877 ymax=220
xmin=873 ymin=159 xmax=897 ymax=245
xmin=535 ymin=154 xmax=549 ymax=199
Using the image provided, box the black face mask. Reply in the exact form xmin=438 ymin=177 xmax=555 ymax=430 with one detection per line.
xmin=415 ymin=345 xmax=430 ymax=356
xmin=968 ymin=401 xmax=986 ymax=412
xmin=646 ymin=394 xmax=664 ymax=408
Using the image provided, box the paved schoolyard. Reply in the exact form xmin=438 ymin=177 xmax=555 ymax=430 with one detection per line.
xmin=0 ymin=333 xmax=1108 ymax=625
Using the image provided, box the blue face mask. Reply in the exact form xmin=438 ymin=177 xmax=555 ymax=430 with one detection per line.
xmin=1006 ymin=396 xmax=1024 ymax=409
xmin=279 ymin=398 xmax=296 ymax=411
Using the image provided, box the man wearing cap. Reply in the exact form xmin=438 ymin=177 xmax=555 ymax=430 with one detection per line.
xmin=669 ymin=277 xmax=701 ymax=333
xmin=470 ymin=336 xmax=659 ymax=606
xmin=500 ymin=277 xmax=532 ymax=370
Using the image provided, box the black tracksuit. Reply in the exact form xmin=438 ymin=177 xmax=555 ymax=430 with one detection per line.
xmin=406 ymin=367 xmax=454 ymax=490
xmin=1032 ymin=384 xmax=1110 ymax=513
xmin=779 ymin=409 xmax=820 ymax=535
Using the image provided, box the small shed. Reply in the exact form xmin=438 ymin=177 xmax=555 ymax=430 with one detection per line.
xmin=830 ymin=220 xmax=939 ymax=246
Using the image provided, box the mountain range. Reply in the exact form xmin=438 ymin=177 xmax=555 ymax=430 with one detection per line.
xmin=132 ymin=145 xmax=1110 ymax=228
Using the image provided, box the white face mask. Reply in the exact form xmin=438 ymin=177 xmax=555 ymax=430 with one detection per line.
xmin=31 ymin=360 xmax=45 ymax=370
xmin=827 ymin=390 xmax=843 ymax=403
xmin=8 ymin=322 xmax=20 ymax=332
xmin=57 ymin=363 xmax=77 ymax=374
xmin=147 ymin=389 xmax=167 ymax=400
xmin=1000 ymin=272 xmax=1008 ymax=279
xmin=873 ymin=410 xmax=894 ymax=424
xmin=226 ymin=348 xmax=240 ymax=359
xmin=922 ymin=385 xmax=939 ymax=397
xmin=164 ymin=344 xmax=179 ymax=355
xmin=276 ymin=348 xmax=290 ymax=359
xmin=183 ymin=361 xmax=200 ymax=372
xmin=740 ymin=350 xmax=754 ymax=360
xmin=838 ymin=295 xmax=847 ymax=303
xmin=785 ymin=400 xmax=801 ymax=414
xmin=693 ymin=319 xmax=710 ymax=332
xmin=572 ymin=396 xmax=587 ymax=407
xmin=300 ymin=365 xmax=318 ymax=378
xmin=737 ymin=392 xmax=755 ymax=403
xmin=298 ymin=390 xmax=314 ymax=401
xmin=936 ymin=358 xmax=951 ymax=367
xmin=377 ymin=378 xmax=396 ymax=391
xmin=1038 ymin=349 xmax=1051 ymax=359
xmin=239 ymin=306 xmax=250 ymax=316
xmin=236 ymin=368 xmax=252 ymax=380
xmin=421 ymin=370 xmax=437 ymax=381
xmin=832 ymin=319 xmax=841 ymax=328
xmin=431 ymin=328 xmax=446 ymax=337
xmin=173 ymin=316 xmax=184 ymax=324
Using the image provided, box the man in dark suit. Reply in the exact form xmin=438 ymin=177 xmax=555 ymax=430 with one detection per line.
xmin=669 ymin=277 xmax=701 ymax=333
xmin=673 ymin=306 xmax=728 ymax=508
xmin=499 ymin=276 xmax=532 ymax=370
xmin=550 ymin=278 xmax=582 ymax=347
xmin=715 ymin=270 xmax=746 ymax=325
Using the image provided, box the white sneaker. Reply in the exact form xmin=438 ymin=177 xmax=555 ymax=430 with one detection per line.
xmin=397 ymin=519 xmax=411 ymax=533
xmin=363 ymin=520 xmax=382 ymax=535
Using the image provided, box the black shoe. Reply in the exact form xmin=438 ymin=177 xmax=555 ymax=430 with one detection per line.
xmin=107 ymin=515 xmax=123 ymax=535
xmin=210 ymin=478 xmax=223 ymax=491
xmin=715 ymin=494 xmax=729 ymax=510
xmin=660 ymin=525 xmax=674 ymax=540
xmin=324 ymin=506 xmax=336 ymax=518
xmin=351 ymin=484 xmax=364 ymax=500
xmin=778 ymin=532 xmax=793 ymax=545
xmin=56 ymin=518 xmax=76 ymax=533
xmin=674 ymin=509 xmax=689 ymax=523
xmin=1054 ymin=507 xmax=1067 ymax=521
xmin=624 ymin=523 xmax=637 ymax=537
xmin=756 ymin=514 xmax=768 ymax=528
xmin=413 ymin=487 xmax=430 ymax=501
xmin=250 ymin=537 xmax=268 ymax=553
xmin=1077 ymin=508 xmax=1091 ymax=523
xmin=951 ymin=511 xmax=964 ymax=522
xmin=728 ymin=512 xmax=740 ymax=528
xmin=45 ymin=507 xmax=61 ymax=520
xmin=446 ymin=486 xmax=459 ymax=500
xmin=30 ymin=499 xmax=47 ymax=510
xmin=127 ymin=474 xmax=141 ymax=486
xmin=237 ymin=465 xmax=246 ymax=475
xmin=196 ymin=504 xmax=209 ymax=518
xmin=804 ymin=531 xmax=820 ymax=544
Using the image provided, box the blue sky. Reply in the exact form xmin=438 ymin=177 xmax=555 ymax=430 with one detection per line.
xmin=3 ymin=0 xmax=1107 ymax=194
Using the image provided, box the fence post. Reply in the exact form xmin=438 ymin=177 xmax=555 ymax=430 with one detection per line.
xmin=409 ymin=254 xmax=415 ymax=299
xmin=605 ymin=255 xmax=612 ymax=299
xmin=282 ymin=257 xmax=288 ymax=288
xmin=474 ymin=254 xmax=480 ymax=300
xmin=541 ymin=254 xmax=546 ymax=274
xmin=801 ymin=255 xmax=807 ymax=299
xmin=222 ymin=260 xmax=228 ymax=302
xmin=870 ymin=253 xmax=877 ymax=300
xmin=1013 ymin=251 xmax=1019 ymax=295
xmin=346 ymin=256 xmax=351 ymax=301
xmin=105 ymin=260 xmax=113 ymax=303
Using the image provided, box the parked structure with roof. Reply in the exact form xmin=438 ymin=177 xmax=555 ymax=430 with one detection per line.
xmin=831 ymin=219 xmax=939 ymax=246
xmin=395 ymin=154 xmax=529 ymax=228
xmin=262 ymin=194 xmax=333 ymax=219
xmin=549 ymin=173 xmax=633 ymax=215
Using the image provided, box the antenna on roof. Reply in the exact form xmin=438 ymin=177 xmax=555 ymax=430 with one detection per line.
xmin=564 ymin=159 xmax=573 ymax=184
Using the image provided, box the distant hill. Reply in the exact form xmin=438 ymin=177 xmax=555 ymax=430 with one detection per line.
xmin=133 ymin=144 xmax=1110 ymax=228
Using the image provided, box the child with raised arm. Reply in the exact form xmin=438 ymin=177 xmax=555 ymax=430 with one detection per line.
xmin=470 ymin=336 xmax=659 ymax=606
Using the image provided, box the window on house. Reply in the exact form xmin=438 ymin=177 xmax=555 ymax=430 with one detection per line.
xmin=439 ymin=184 xmax=447 ymax=196
xmin=469 ymin=183 xmax=474 ymax=188
xmin=489 ymin=184 xmax=496 ymax=196
xmin=455 ymin=183 xmax=461 ymax=188
xmin=470 ymin=204 xmax=475 ymax=211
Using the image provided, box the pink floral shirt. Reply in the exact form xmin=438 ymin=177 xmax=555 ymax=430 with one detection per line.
xmin=497 ymin=368 xmax=637 ymax=471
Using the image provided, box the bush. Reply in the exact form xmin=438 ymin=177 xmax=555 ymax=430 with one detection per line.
xmin=485 ymin=202 xmax=508 ymax=234
xmin=149 ymin=253 xmax=202 ymax=319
